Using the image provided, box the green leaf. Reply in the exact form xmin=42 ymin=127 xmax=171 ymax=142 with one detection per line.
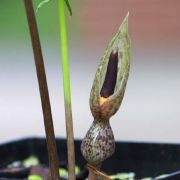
xmin=36 ymin=0 xmax=51 ymax=13
xmin=36 ymin=0 xmax=72 ymax=16
xmin=64 ymin=0 xmax=72 ymax=16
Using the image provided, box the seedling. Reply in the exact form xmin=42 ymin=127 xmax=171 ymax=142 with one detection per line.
xmin=58 ymin=0 xmax=75 ymax=179
xmin=24 ymin=0 xmax=75 ymax=179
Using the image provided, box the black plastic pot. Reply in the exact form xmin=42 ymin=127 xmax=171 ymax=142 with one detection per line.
xmin=0 ymin=138 xmax=180 ymax=179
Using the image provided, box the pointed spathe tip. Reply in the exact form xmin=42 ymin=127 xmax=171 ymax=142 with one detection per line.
xmin=122 ymin=12 xmax=129 ymax=25
xmin=118 ymin=12 xmax=129 ymax=35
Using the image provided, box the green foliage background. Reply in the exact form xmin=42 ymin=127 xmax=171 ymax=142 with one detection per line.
xmin=0 ymin=0 xmax=77 ymax=44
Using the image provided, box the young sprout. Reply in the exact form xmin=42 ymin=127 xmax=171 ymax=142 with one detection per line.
xmin=28 ymin=0 xmax=74 ymax=179
xmin=81 ymin=13 xmax=131 ymax=179
xmin=58 ymin=0 xmax=75 ymax=179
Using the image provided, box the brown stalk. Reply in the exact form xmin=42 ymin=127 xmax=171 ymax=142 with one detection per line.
xmin=24 ymin=0 xmax=60 ymax=179
xmin=87 ymin=164 xmax=112 ymax=180
xmin=64 ymin=102 xmax=76 ymax=180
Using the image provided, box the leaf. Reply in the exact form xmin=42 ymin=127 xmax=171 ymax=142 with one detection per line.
xmin=36 ymin=0 xmax=72 ymax=16
xmin=64 ymin=0 xmax=72 ymax=16
xmin=36 ymin=0 xmax=51 ymax=13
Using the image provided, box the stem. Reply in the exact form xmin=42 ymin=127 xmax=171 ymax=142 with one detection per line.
xmin=88 ymin=169 xmax=96 ymax=180
xmin=24 ymin=1 xmax=60 ymax=179
xmin=87 ymin=164 xmax=111 ymax=180
xmin=58 ymin=0 xmax=76 ymax=180
xmin=87 ymin=164 xmax=100 ymax=180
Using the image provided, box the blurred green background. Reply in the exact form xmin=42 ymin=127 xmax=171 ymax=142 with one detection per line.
xmin=0 ymin=0 xmax=180 ymax=143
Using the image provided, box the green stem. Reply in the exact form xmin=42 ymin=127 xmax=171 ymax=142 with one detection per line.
xmin=58 ymin=0 xmax=75 ymax=180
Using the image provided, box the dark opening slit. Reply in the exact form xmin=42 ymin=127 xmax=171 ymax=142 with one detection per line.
xmin=100 ymin=48 xmax=118 ymax=98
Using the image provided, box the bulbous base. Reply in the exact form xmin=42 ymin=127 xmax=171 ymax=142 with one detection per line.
xmin=81 ymin=120 xmax=115 ymax=166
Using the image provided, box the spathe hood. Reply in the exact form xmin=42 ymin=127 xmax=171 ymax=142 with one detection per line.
xmin=89 ymin=13 xmax=131 ymax=121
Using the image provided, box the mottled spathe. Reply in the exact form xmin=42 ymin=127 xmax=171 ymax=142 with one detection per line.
xmin=81 ymin=13 xmax=131 ymax=167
